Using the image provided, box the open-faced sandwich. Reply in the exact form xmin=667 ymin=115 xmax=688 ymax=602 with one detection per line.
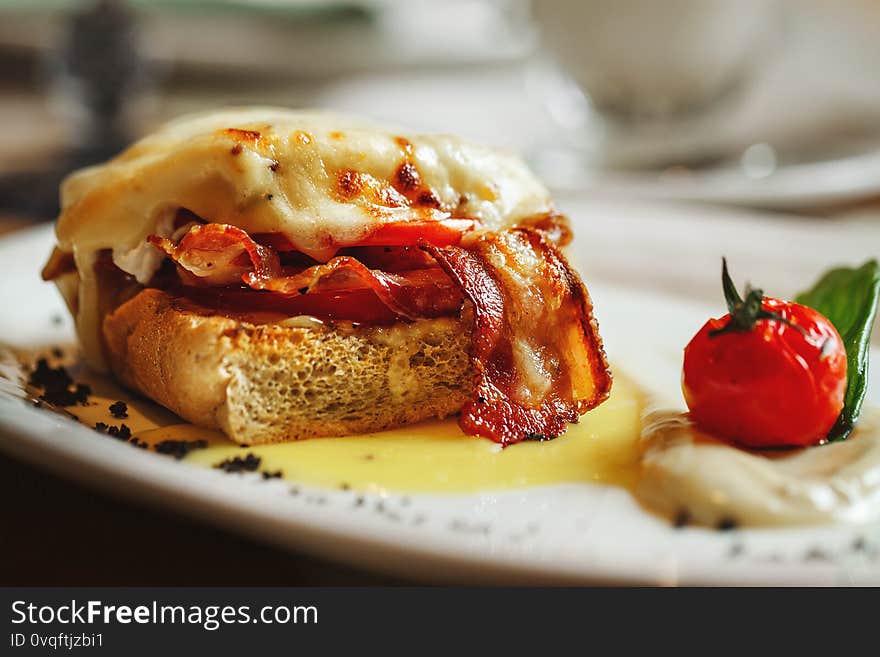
xmin=41 ymin=108 xmax=611 ymax=446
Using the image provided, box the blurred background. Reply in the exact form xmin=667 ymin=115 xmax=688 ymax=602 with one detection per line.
xmin=1 ymin=0 xmax=878 ymax=317
xmin=1 ymin=0 xmax=878 ymax=292
xmin=2 ymin=0 xmax=880 ymax=216
xmin=1 ymin=0 xmax=880 ymax=585
xmin=0 ymin=0 xmax=880 ymax=310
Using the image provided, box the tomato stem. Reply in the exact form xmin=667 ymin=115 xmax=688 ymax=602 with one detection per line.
xmin=710 ymin=258 xmax=806 ymax=338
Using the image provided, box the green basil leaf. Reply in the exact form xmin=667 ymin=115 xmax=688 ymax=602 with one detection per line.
xmin=795 ymin=259 xmax=880 ymax=441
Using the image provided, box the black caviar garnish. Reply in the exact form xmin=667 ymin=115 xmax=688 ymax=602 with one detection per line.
xmin=107 ymin=423 xmax=132 ymax=441
xmin=673 ymin=509 xmax=691 ymax=528
xmin=524 ymin=432 xmax=550 ymax=442
xmin=29 ymin=358 xmax=69 ymax=390
xmin=215 ymin=453 xmax=261 ymax=473
xmin=129 ymin=437 xmax=149 ymax=449
xmin=28 ymin=358 xmax=91 ymax=407
xmin=109 ymin=401 xmax=128 ymax=419
xmin=94 ymin=422 xmax=132 ymax=441
xmin=261 ymin=470 xmax=283 ymax=480
xmin=74 ymin=383 xmax=91 ymax=402
xmin=154 ymin=439 xmax=208 ymax=460
xmin=716 ymin=517 xmax=738 ymax=531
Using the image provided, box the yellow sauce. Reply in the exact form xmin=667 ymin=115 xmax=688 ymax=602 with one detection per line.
xmin=44 ymin=354 xmax=644 ymax=495
xmin=28 ymin=348 xmax=880 ymax=527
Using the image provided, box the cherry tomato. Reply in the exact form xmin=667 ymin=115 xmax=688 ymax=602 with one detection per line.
xmin=682 ymin=261 xmax=847 ymax=448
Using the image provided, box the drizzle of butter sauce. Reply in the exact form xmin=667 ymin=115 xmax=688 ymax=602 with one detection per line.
xmin=48 ymin=354 xmax=644 ymax=495
xmin=637 ymin=410 xmax=880 ymax=527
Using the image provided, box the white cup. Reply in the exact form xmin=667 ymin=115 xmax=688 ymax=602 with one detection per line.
xmin=532 ymin=0 xmax=779 ymax=122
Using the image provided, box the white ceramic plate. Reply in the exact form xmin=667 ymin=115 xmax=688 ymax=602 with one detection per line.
xmin=2 ymin=222 xmax=879 ymax=585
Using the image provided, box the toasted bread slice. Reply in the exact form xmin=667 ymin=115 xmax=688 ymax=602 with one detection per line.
xmin=102 ymin=288 xmax=473 ymax=444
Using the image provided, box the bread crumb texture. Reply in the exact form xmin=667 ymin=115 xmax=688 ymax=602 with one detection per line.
xmin=103 ymin=289 xmax=473 ymax=444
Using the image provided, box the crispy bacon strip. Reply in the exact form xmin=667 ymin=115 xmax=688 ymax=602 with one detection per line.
xmin=41 ymin=247 xmax=76 ymax=281
xmin=520 ymin=211 xmax=573 ymax=248
xmin=245 ymin=256 xmax=462 ymax=320
xmin=422 ymin=228 xmax=611 ymax=446
xmin=149 ymin=223 xmax=462 ymax=320
xmin=148 ymin=221 xmax=610 ymax=445
xmin=148 ymin=223 xmax=281 ymax=286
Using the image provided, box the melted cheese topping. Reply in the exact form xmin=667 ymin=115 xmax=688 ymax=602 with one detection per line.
xmin=53 ymin=108 xmax=554 ymax=369
xmin=63 ymin=362 xmax=643 ymax=494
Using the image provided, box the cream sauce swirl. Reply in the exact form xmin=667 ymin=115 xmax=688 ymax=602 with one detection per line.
xmin=637 ymin=410 xmax=880 ymax=526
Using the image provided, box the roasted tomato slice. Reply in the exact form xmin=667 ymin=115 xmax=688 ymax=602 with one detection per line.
xmin=358 ymin=218 xmax=476 ymax=246
xmin=254 ymin=219 xmax=476 ymax=252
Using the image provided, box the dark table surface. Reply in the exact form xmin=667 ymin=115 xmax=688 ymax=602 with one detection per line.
xmin=0 ymin=450 xmax=406 ymax=586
